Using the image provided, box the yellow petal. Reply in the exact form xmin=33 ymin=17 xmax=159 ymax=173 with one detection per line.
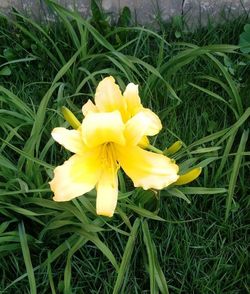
xmin=94 ymin=76 xmax=127 ymax=119
xmin=124 ymin=110 xmax=162 ymax=146
xmin=174 ymin=167 xmax=202 ymax=186
xmin=52 ymin=127 xmax=85 ymax=154
xmin=123 ymin=83 xmax=142 ymax=117
xmin=82 ymin=111 xmax=125 ymax=148
xmin=117 ymin=145 xmax=179 ymax=190
xmin=96 ymin=163 xmax=118 ymax=217
xmin=50 ymin=153 xmax=101 ymax=201
xmin=82 ymin=99 xmax=97 ymax=116
xmin=138 ymin=136 xmax=150 ymax=148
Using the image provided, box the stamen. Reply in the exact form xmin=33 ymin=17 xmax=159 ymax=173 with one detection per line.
xmin=99 ymin=143 xmax=119 ymax=187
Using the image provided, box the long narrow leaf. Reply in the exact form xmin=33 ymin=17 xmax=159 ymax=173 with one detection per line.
xmin=141 ymin=220 xmax=157 ymax=294
xmin=18 ymin=222 xmax=37 ymax=294
xmin=225 ymin=130 xmax=249 ymax=220
xmin=113 ymin=218 xmax=140 ymax=293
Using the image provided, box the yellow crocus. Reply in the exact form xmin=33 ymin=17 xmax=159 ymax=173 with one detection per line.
xmin=49 ymin=77 xmax=179 ymax=217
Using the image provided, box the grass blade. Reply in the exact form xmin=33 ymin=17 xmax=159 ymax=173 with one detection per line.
xmin=189 ymin=82 xmax=238 ymax=119
xmin=214 ymin=129 xmax=237 ymax=183
xmin=18 ymin=222 xmax=37 ymax=294
xmin=225 ymin=130 xmax=249 ymax=220
xmin=125 ymin=203 xmax=166 ymax=221
xmin=142 ymin=221 xmax=170 ymax=293
xmin=64 ymin=237 xmax=87 ymax=294
xmin=141 ymin=220 xmax=170 ymax=293
xmin=113 ymin=218 xmax=140 ymax=294
xmin=179 ymin=187 xmax=227 ymax=195
xmin=141 ymin=220 xmax=157 ymax=293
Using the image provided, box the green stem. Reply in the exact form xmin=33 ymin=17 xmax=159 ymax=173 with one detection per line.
xmin=147 ymin=144 xmax=163 ymax=154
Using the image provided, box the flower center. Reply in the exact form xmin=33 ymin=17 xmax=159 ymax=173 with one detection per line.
xmin=99 ymin=142 xmax=119 ymax=188
xmin=100 ymin=143 xmax=119 ymax=178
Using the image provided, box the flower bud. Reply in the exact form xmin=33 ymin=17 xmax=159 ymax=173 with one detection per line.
xmin=61 ymin=106 xmax=81 ymax=129
xmin=174 ymin=167 xmax=202 ymax=186
xmin=164 ymin=140 xmax=182 ymax=155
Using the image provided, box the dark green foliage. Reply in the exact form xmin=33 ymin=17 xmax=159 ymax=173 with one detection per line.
xmin=0 ymin=1 xmax=249 ymax=293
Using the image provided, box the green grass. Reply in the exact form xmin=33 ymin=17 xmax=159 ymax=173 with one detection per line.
xmin=0 ymin=1 xmax=249 ymax=293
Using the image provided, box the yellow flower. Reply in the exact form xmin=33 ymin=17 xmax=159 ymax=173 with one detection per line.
xmin=82 ymin=76 xmax=161 ymax=148
xmin=82 ymin=76 xmax=143 ymax=119
xmin=49 ymin=77 xmax=179 ymax=217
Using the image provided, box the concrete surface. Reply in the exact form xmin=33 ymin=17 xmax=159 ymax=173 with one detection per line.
xmin=0 ymin=0 xmax=249 ymax=26
xmin=183 ymin=0 xmax=250 ymax=27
